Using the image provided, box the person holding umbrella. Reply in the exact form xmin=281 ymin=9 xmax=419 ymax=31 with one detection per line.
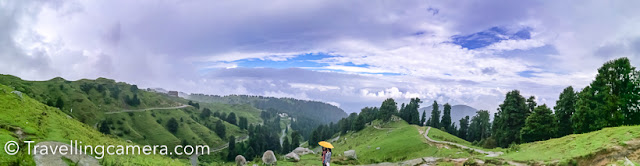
xmin=318 ymin=141 xmax=333 ymax=166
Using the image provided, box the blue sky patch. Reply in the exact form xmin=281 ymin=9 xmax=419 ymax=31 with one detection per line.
xmin=452 ymin=26 xmax=532 ymax=50
xmin=517 ymin=70 xmax=538 ymax=78
xmin=234 ymin=53 xmax=332 ymax=68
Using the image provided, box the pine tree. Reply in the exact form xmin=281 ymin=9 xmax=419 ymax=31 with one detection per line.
xmin=468 ymin=110 xmax=491 ymax=142
xmin=379 ymin=98 xmax=398 ymax=122
xmin=407 ymin=98 xmax=422 ymax=125
xmin=227 ymin=136 xmax=236 ymax=161
xmin=239 ymin=117 xmax=248 ymax=130
xmin=227 ymin=112 xmax=237 ymax=125
xmin=99 ymin=120 xmax=111 ymax=134
xmin=167 ymin=118 xmax=179 ymax=134
xmin=441 ymin=103 xmax=452 ymax=133
xmin=554 ymin=86 xmax=576 ymax=137
xmin=420 ymin=110 xmax=427 ymax=126
xmin=283 ymin=137 xmax=291 ymax=153
xmin=429 ymin=101 xmax=440 ymax=128
xmin=520 ymin=105 xmax=557 ymax=143
xmin=493 ymin=90 xmax=528 ymax=147
xmin=200 ymin=108 xmax=212 ymax=118
xmin=291 ymin=131 xmax=301 ymax=149
xmin=458 ymin=116 xmax=469 ymax=139
xmin=215 ymin=120 xmax=226 ymax=138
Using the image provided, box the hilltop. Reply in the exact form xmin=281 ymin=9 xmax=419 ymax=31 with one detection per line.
xmin=188 ymin=94 xmax=348 ymax=123
xmin=0 ymin=84 xmax=187 ymax=165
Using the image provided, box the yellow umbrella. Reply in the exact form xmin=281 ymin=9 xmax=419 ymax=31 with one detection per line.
xmin=318 ymin=141 xmax=334 ymax=149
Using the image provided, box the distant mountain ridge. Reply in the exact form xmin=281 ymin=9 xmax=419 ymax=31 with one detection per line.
xmin=420 ymin=104 xmax=479 ymax=127
xmin=188 ymin=94 xmax=348 ymax=123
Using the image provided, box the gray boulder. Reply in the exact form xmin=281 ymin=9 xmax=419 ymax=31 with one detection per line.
xmin=235 ymin=155 xmax=247 ymax=166
xmin=284 ymin=152 xmax=300 ymax=162
xmin=262 ymin=150 xmax=277 ymax=165
xmin=344 ymin=150 xmax=357 ymax=160
xmin=292 ymin=147 xmax=315 ymax=155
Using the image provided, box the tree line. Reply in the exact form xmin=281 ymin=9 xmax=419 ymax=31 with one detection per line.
xmin=308 ymin=57 xmax=640 ymax=149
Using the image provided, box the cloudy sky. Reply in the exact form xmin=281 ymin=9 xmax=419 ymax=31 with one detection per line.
xmin=2 ymin=0 xmax=640 ymax=113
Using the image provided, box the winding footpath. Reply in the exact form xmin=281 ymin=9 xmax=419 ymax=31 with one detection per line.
xmin=280 ymin=123 xmax=291 ymax=145
xmin=104 ymin=105 xmax=189 ymax=114
xmin=32 ymin=141 xmax=100 ymax=166
xmin=423 ymin=127 xmax=503 ymax=157
xmin=189 ymin=135 xmax=249 ymax=166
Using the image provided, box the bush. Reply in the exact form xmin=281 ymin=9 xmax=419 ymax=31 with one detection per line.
xmin=167 ymin=118 xmax=179 ymax=133
xmin=507 ymin=143 xmax=520 ymax=152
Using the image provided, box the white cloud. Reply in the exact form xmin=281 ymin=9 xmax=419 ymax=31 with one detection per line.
xmin=1 ymin=0 xmax=639 ymax=113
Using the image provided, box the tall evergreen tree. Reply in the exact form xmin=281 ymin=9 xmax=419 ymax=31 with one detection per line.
xmin=467 ymin=110 xmax=491 ymax=142
xmin=282 ymin=137 xmax=291 ymax=153
xmin=227 ymin=136 xmax=236 ymax=161
xmin=526 ymin=96 xmax=537 ymax=114
xmin=399 ymin=98 xmax=422 ymax=125
xmin=99 ymin=120 xmax=111 ymax=134
xmin=200 ymin=108 xmax=212 ymax=118
xmin=554 ymin=86 xmax=577 ymax=137
xmin=353 ymin=115 xmax=366 ymax=131
xmin=429 ymin=101 xmax=440 ymax=128
xmin=441 ymin=103 xmax=452 ymax=133
xmin=167 ymin=118 xmax=179 ymax=134
xmin=420 ymin=110 xmax=427 ymax=126
xmin=291 ymin=131 xmax=301 ymax=149
xmin=379 ymin=98 xmax=398 ymax=122
xmin=227 ymin=112 xmax=237 ymax=125
xmin=493 ymin=90 xmax=528 ymax=147
xmin=458 ymin=116 xmax=469 ymax=139
xmin=520 ymin=105 xmax=557 ymax=143
xmin=215 ymin=120 xmax=226 ymax=138
xmin=239 ymin=117 xmax=248 ymax=130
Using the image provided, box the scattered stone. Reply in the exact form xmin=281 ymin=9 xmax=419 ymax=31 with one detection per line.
xmin=262 ymin=150 xmax=277 ymax=165
xmin=235 ymin=155 xmax=247 ymax=166
xmin=32 ymin=141 xmax=99 ymax=166
xmin=624 ymin=157 xmax=634 ymax=166
xmin=284 ymin=152 xmax=300 ymax=162
xmin=344 ymin=150 xmax=357 ymax=160
xmin=376 ymin=147 xmax=380 ymax=150
xmin=400 ymin=158 xmax=424 ymax=166
xmin=292 ymin=147 xmax=315 ymax=155
xmin=11 ymin=91 xmax=23 ymax=100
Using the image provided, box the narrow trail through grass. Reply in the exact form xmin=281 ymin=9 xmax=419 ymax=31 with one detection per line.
xmin=423 ymin=127 xmax=503 ymax=157
xmin=104 ymin=105 xmax=189 ymax=114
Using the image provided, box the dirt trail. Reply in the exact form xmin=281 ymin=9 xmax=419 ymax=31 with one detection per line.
xmin=423 ymin=127 xmax=503 ymax=157
xmin=104 ymin=105 xmax=189 ymax=114
xmin=280 ymin=123 xmax=291 ymax=145
xmin=32 ymin=141 xmax=100 ymax=166
xmin=189 ymin=135 xmax=249 ymax=166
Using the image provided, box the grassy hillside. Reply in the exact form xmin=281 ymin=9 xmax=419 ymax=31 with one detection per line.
xmin=188 ymin=94 xmax=347 ymax=123
xmin=328 ymin=120 xmax=475 ymax=164
xmin=0 ymin=84 xmax=187 ymax=165
xmin=0 ymin=74 xmax=179 ymax=125
xmin=102 ymin=107 xmax=246 ymax=156
xmin=501 ymin=125 xmax=640 ymax=165
xmin=427 ymin=127 xmax=502 ymax=152
xmin=0 ymin=74 xmax=258 ymax=161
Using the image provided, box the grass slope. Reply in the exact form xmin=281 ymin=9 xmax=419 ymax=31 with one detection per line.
xmin=103 ymin=106 xmax=247 ymax=157
xmin=501 ymin=125 xmax=640 ymax=164
xmin=0 ymin=74 xmax=179 ymax=125
xmin=427 ymin=127 xmax=503 ymax=152
xmin=0 ymin=84 xmax=187 ymax=165
xmin=328 ymin=120 xmax=474 ymax=164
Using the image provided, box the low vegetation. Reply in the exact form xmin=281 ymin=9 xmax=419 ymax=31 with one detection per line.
xmin=0 ymin=84 xmax=187 ymax=165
